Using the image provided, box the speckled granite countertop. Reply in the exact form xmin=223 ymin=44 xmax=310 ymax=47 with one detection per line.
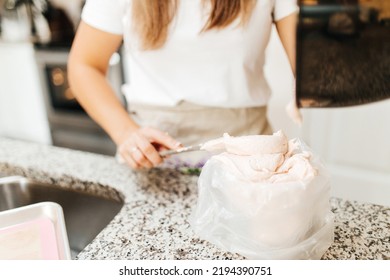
xmin=0 ymin=137 xmax=389 ymax=260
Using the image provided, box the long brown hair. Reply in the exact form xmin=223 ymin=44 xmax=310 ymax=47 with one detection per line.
xmin=132 ymin=0 xmax=256 ymax=50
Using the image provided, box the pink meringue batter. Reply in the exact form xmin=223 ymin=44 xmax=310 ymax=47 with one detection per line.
xmin=201 ymin=131 xmax=317 ymax=183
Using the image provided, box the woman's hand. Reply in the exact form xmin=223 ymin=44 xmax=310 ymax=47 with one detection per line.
xmin=117 ymin=127 xmax=182 ymax=169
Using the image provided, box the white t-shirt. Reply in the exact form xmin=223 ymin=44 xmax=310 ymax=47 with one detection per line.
xmin=82 ymin=0 xmax=298 ymax=108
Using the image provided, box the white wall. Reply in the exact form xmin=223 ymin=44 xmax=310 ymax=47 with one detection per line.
xmin=0 ymin=42 xmax=51 ymax=144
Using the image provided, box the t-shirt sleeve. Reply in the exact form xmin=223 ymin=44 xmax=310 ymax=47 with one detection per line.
xmin=81 ymin=0 xmax=125 ymax=35
xmin=273 ymin=0 xmax=299 ymax=22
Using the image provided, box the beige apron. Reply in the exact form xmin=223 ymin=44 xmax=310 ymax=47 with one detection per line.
xmin=127 ymin=101 xmax=273 ymax=168
xmin=129 ymin=101 xmax=272 ymax=145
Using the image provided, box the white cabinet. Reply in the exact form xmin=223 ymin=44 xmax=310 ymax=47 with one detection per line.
xmin=0 ymin=42 xmax=51 ymax=144
xmin=301 ymin=102 xmax=390 ymax=206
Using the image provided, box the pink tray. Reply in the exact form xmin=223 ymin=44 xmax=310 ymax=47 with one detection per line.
xmin=0 ymin=202 xmax=71 ymax=260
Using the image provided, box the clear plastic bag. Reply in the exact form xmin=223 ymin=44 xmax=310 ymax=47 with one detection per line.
xmin=189 ymin=139 xmax=334 ymax=260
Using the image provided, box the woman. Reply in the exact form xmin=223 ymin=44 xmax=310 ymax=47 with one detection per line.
xmin=68 ymin=0 xmax=298 ymax=170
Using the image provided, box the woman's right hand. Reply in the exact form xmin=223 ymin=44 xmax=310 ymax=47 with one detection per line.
xmin=117 ymin=126 xmax=182 ymax=169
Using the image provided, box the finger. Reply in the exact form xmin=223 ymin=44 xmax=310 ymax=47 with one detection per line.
xmin=121 ymin=149 xmax=140 ymax=169
xmin=143 ymin=127 xmax=182 ymax=150
xmin=120 ymin=144 xmax=138 ymax=168
xmin=131 ymin=146 xmax=154 ymax=168
xmin=116 ymin=153 xmax=126 ymax=164
xmin=134 ymin=133 xmax=163 ymax=166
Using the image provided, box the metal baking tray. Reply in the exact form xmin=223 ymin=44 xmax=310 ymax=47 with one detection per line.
xmin=0 ymin=202 xmax=71 ymax=260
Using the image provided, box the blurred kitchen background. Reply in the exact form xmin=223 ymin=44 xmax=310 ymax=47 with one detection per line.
xmin=0 ymin=0 xmax=389 ymax=206
xmin=0 ymin=0 xmax=126 ymax=156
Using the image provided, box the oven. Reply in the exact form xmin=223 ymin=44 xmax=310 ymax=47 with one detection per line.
xmin=34 ymin=47 xmax=126 ymax=156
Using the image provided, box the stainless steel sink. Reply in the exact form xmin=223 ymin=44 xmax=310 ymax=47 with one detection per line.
xmin=0 ymin=176 xmax=124 ymax=259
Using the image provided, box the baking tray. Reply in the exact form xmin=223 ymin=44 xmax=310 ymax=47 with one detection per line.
xmin=0 ymin=202 xmax=71 ymax=260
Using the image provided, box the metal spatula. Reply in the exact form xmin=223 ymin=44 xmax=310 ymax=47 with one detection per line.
xmin=159 ymin=144 xmax=203 ymax=157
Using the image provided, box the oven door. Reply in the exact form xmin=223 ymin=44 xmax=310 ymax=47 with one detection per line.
xmin=34 ymin=48 xmax=125 ymax=156
xmin=45 ymin=65 xmax=84 ymax=112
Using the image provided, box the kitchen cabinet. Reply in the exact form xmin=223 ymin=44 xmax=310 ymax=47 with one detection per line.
xmin=301 ymin=103 xmax=390 ymax=206
xmin=0 ymin=42 xmax=51 ymax=144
